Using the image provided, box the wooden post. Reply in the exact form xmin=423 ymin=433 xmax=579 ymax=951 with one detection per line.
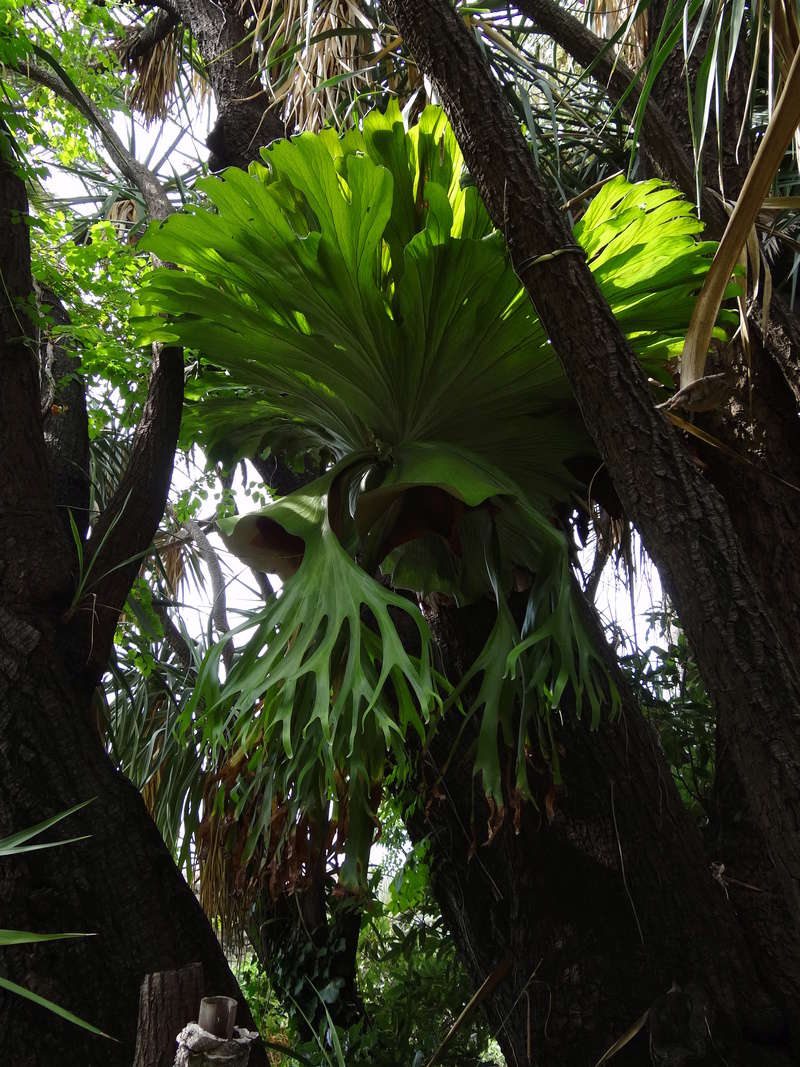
xmin=133 ymin=962 xmax=204 ymax=1067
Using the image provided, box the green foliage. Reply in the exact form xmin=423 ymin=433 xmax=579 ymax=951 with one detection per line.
xmin=133 ymin=104 xmax=737 ymax=879
xmin=620 ymin=602 xmax=714 ymax=823
xmin=31 ymin=213 xmax=152 ymax=420
xmin=104 ymin=606 xmax=208 ymax=865
xmin=0 ymin=801 xmax=114 ymax=1039
xmin=343 ymin=801 xmax=497 ymax=1065
xmin=192 ymin=464 xmax=433 ymax=885
xmin=352 ymin=912 xmax=495 ymax=1066
xmin=235 ymin=823 xmax=498 ymax=1067
xmin=233 ymin=957 xmax=298 ymax=1059
xmin=135 ymin=108 xmax=731 ymax=476
xmin=2 ymin=1 xmax=123 ymax=172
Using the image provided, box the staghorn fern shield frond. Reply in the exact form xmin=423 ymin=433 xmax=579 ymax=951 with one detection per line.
xmin=134 ymin=105 xmax=736 ymax=884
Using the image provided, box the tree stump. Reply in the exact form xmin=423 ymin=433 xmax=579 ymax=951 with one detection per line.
xmin=133 ymin=962 xmax=204 ymax=1067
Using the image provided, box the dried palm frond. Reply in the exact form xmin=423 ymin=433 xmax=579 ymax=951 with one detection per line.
xmin=590 ymin=0 xmax=648 ymax=69
xmin=116 ymin=12 xmax=183 ymax=124
xmin=193 ymin=756 xmax=348 ymax=944
xmin=244 ymin=0 xmax=385 ymax=131
xmin=161 ymin=536 xmax=187 ymax=596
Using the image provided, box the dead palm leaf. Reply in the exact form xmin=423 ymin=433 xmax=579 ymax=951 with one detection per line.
xmin=590 ymin=0 xmax=648 ymax=69
xmin=162 ymin=537 xmax=187 ymax=596
xmin=680 ymin=41 xmax=800 ymax=388
xmin=244 ymin=0 xmax=384 ymax=131
xmin=116 ymin=10 xmax=210 ymax=126
xmin=117 ymin=13 xmax=181 ymax=123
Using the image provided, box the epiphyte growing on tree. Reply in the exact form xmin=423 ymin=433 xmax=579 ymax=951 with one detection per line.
xmin=133 ymin=104 xmax=737 ymax=883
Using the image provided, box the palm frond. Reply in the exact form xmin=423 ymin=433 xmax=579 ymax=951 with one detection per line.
xmin=116 ymin=10 xmax=209 ymax=126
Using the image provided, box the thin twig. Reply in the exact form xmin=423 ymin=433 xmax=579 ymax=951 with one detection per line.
xmin=610 ymin=779 xmax=644 ymax=946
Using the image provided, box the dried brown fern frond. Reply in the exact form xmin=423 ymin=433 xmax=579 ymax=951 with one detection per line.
xmin=191 ymin=746 xmax=353 ymax=942
xmin=195 ymin=764 xmax=262 ymax=948
xmin=160 ymin=534 xmax=187 ymax=597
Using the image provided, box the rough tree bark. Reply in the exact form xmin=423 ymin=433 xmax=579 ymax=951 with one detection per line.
xmin=387 ymin=0 xmax=800 ymax=1050
xmin=405 ymin=596 xmax=790 ymax=1065
xmin=637 ymin=6 xmax=800 ymax=1027
xmin=171 ymin=0 xmax=285 ymax=170
xmin=35 ymin=284 xmax=90 ymax=544
xmin=133 ymin=962 xmax=204 ymax=1067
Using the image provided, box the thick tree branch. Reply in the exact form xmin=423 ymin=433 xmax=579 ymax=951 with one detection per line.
xmin=67 ymin=343 xmax=184 ymax=689
xmin=387 ymin=0 xmax=800 ymax=1028
xmin=172 ymin=0 xmax=285 ymax=169
xmin=412 ymin=590 xmax=784 ymax=1061
xmin=117 ymin=8 xmax=180 ymax=67
xmin=13 ymin=55 xmax=186 ymax=682
xmin=15 ymin=15 xmax=287 ymax=681
xmin=34 ymin=283 xmax=90 ymax=544
xmin=518 ymin=0 xmax=800 ymax=1016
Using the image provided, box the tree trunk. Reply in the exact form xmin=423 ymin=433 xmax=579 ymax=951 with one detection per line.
xmin=386 ymin=2 xmax=800 ymax=1046
xmin=637 ymin=7 xmax=800 ymax=1022
xmin=406 ymin=598 xmax=791 ymax=1066
xmin=173 ymin=0 xmax=284 ymax=171
xmin=133 ymin=963 xmax=204 ymax=1067
xmin=696 ymin=328 xmax=800 ymax=1025
xmin=35 ymin=284 xmax=90 ymax=545
xmin=0 ymin=633 xmax=266 ymax=1067
xmin=646 ymin=0 xmax=753 ymax=198
xmin=249 ymin=887 xmax=364 ymax=1036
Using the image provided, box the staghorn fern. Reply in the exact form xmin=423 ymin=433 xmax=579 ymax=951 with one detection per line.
xmin=134 ymin=104 xmax=737 ymax=882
